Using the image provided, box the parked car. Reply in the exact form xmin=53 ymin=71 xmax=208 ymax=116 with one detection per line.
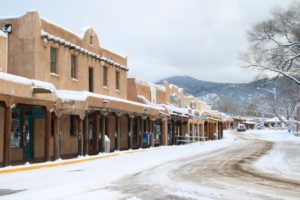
xmin=237 ymin=124 xmax=246 ymax=132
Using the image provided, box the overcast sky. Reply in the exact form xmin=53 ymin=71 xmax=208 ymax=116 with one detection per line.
xmin=0 ymin=0 xmax=298 ymax=83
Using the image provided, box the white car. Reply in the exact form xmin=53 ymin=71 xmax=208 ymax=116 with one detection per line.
xmin=237 ymin=124 xmax=246 ymax=132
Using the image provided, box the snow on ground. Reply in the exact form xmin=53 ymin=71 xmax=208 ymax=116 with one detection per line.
xmin=0 ymin=131 xmax=236 ymax=200
xmin=245 ymin=129 xmax=298 ymax=141
xmin=241 ymin=129 xmax=300 ymax=182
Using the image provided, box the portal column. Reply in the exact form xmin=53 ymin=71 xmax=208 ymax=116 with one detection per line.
xmin=101 ymin=112 xmax=107 ymax=152
xmin=161 ymin=118 xmax=168 ymax=146
xmin=54 ymin=113 xmax=60 ymax=160
xmin=44 ymin=108 xmax=51 ymax=161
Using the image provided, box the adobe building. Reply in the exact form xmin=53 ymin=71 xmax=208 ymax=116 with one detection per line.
xmin=127 ymin=79 xmax=224 ymax=143
xmin=0 ymin=11 xmax=225 ymax=167
xmin=0 ymin=11 xmax=164 ymax=167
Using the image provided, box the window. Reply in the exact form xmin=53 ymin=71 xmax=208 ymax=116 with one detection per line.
xmin=89 ymin=67 xmax=93 ymax=92
xmin=11 ymin=109 xmax=22 ymax=148
xmin=103 ymin=66 xmax=108 ymax=87
xmin=70 ymin=115 xmax=78 ymax=136
xmin=50 ymin=47 xmax=57 ymax=73
xmin=115 ymin=71 xmax=120 ymax=90
xmin=90 ymin=35 xmax=93 ymax=45
xmin=71 ymin=55 xmax=77 ymax=79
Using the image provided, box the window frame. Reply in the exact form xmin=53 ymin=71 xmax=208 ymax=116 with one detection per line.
xmin=50 ymin=47 xmax=57 ymax=74
xmin=115 ymin=70 xmax=120 ymax=90
xmin=103 ymin=66 xmax=108 ymax=87
xmin=71 ymin=54 xmax=77 ymax=79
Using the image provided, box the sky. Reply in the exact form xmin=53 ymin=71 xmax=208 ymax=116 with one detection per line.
xmin=0 ymin=0 xmax=298 ymax=83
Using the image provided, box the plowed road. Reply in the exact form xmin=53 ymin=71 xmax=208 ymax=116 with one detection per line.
xmin=110 ymin=132 xmax=300 ymax=200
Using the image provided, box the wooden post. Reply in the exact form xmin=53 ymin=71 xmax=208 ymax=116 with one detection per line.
xmin=116 ymin=113 xmax=121 ymax=151
xmin=54 ymin=114 xmax=59 ymax=160
xmin=172 ymin=120 xmax=176 ymax=145
xmin=161 ymin=118 xmax=168 ymax=146
xmin=44 ymin=109 xmax=51 ymax=161
xmin=151 ymin=119 xmax=155 ymax=147
xmin=201 ymin=123 xmax=205 ymax=141
xmin=129 ymin=115 xmax=134 ymax=149
xmin=101 ymin=112 xmax=106 ymax=152
xmin=140 ymin=117 xmax=145 ymax=148
xmin=136 ymin=117 xmax=140 ymax=148
xmin=78 ymin=117 xmax=83 ymax=156
xmin=95 ymin=113 xmax=100 ymax=153
xmin=84 ymin=114 xmax=89 ymax=155
xmin=3 ymin=104 xmax=12 ymax=167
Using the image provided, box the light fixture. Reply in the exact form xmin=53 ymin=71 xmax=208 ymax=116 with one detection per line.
xmin=2 ymin=24 xmax=12 ymax=34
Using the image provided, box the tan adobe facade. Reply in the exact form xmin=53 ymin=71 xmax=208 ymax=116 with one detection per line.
xmin=0 ymin=11 xmax=230 ymax=167
xmin=0 ymin=31 xmax=7 ymax=73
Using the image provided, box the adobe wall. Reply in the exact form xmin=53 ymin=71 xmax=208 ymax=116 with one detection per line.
xmin=33 ymin=118 xmax=45 ymax=159
xmin=60 ymin=114 xmax=78 ymax=156
xmin=120 ymin=114 xmax=128 ymax=150
xmin=0 ymin=11 xmax=40 ymax=78
xmin=0 ymin=32 xmax=7 ymax=73
xmin=127 ymin=79 xmax=139 ymax=102
xmin=127 ymin=78 xmax=166 ymax=105
xmin=163 ymin=81 xmax=185 ymax=107
xmin=0 ymin=11 xmax=128 ymax=99
xmin=108 ymin=114 xmax=116 ymax=152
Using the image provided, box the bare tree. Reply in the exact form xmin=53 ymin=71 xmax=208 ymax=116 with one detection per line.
xmin=241 ymin=3 xmax=300 ymax=85
xmin=214 ymin=97 xmax=240 ymax=115
xmin=271 ymin=87 xmax=300 ymax=124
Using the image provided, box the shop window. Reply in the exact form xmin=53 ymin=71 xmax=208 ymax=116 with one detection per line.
xmin=71 ymin=55 xmax=77 ymax=79
xmin=11 ymin=109 xmax=22 ymax=148
xmin=155 ymin=120 xmax=161 ymax=140
xmin=50 ymin=47 xmax=57 ymax=73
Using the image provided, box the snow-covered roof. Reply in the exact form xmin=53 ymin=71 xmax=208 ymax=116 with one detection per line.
xmin=56 ymin=90 xmax=164 ymax=111
xmin=0 ymin=72 xmax=32 ymax=85
xmin=41 ymin=16 xmax=85 ymax=39
xmin=135 ymin=79 xmax=166 ymax=92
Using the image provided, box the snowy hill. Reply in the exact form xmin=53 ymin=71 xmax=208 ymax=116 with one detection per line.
xmin=157 ymin=76 xmax=262 ymax=105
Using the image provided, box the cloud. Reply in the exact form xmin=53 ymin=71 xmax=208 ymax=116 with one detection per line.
xmin=0 ymin=0 xmax=298 ymax=83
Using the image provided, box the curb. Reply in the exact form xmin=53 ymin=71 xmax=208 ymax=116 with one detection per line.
xmin=0 ymin=149 xmax=146 ymax=175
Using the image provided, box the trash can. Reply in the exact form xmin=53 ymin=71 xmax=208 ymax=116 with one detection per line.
xmin=143 ymin=132 xmax=150 ymax=148
xmin=104 ymin=135 xmax=110 ymax=153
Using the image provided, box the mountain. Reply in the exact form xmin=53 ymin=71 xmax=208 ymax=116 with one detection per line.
xmin=156 ymin=76 xmax=270 ymax=115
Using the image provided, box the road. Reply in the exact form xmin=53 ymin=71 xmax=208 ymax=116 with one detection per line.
xmin=109 ymin=132 xmax=300 ymax=200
